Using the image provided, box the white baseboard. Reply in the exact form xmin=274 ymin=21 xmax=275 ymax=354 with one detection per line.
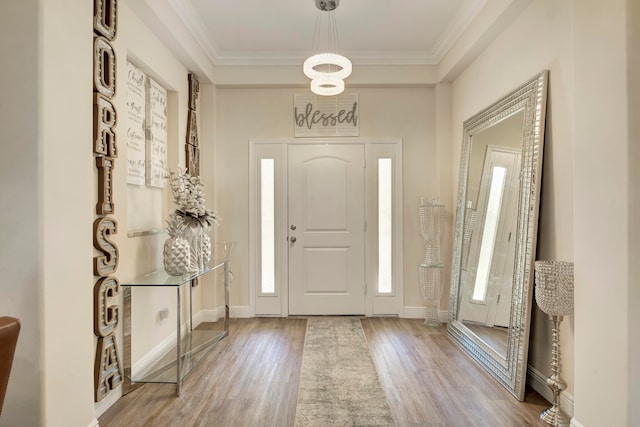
xmin=527 ymin=365 xmax=574 ymax=418
xmin=570 ymin=419 xmax=585 ymax=427
xmin=527 ymin=365 xmax=552 ymax=401
xmin=132 ymin=329 xmax=178 ymax=377
xmin=93 ymin=382 xmax=122 ymax=419
xmin=230 ymin=305 xmax=252 ymax=318
xmin=87 ymin=418 xmax=99 ymax=427
xmin=197 ymin=305 xmax=251 ymax=323
xmin=402 ymin=306 xmax=448 ymax=323
xmin=196 ymin=308 xmax=223 ymax=324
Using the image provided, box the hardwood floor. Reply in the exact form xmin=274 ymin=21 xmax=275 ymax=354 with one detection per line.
xmin=361 ymin=318 xmax=548 ymax=427
xmin=99 ymin=317 xmax=549 ymax=427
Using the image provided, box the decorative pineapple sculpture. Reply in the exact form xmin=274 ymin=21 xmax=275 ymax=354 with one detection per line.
xmin=164 ymin=168 xmax=221 ymax=275
xmin=163 ymin=214 xmax=191 ymax=276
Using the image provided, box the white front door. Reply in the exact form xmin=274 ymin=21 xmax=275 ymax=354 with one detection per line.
xmin=288 ymin=144 xmax=365 ymax=315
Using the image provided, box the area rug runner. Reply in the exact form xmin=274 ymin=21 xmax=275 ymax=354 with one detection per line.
xmin=294 ymin=317 xmax=395 ymax=426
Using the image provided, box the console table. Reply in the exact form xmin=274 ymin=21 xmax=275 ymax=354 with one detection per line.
xmin=121 ymin=260 xmax=230 ymax=396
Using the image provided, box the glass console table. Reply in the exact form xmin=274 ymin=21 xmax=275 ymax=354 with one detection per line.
xmin=121 ymin=260 xmax=230 ymax=396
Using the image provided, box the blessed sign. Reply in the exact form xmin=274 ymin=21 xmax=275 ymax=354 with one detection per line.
xmin=294 ymin=93 xmax=359 ymax=137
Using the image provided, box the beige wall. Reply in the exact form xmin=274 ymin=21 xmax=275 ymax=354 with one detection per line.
xmin=0 ymin=1 xmax=42 ymax=423
xmin=214 ymin=87 xmax=439 ymax=313
xmin=450 ymin=0 xmax=575 ymax=405
xmin=573 ymin=1 xmax=636 ymax=426
xmin=0 ymin=0 xmax=97 ymax=426
xmin=629 ymin=2 xmax=640 ymax=425
xmin=1 ymin=1 xmax=46 ymax=425
xmin=40 ymin=0 xmax=97 ymax=424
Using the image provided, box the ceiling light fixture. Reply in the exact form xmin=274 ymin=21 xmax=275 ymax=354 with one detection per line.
xmin=310 ymin=75 xmax=345 ymax=96
xmin=303 ymin=0 xmax=352 ymax=96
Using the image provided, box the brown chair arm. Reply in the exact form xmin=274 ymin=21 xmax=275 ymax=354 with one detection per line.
xmin=0 ymin=317 xmax=20 ymax=416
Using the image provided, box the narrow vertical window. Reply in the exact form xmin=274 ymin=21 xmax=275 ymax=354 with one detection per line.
xmin=378 ymin=158 xmax=392 ymax=293
xmin=260 ymin=159 xmax=275 ymax=294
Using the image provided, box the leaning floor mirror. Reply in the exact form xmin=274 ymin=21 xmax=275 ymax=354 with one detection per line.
xmin=447 ymin=70 xmax=548 ymax=400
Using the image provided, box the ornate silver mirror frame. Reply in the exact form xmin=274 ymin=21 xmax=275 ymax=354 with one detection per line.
xmin=447 ymin=70 xmax=548 ymax=400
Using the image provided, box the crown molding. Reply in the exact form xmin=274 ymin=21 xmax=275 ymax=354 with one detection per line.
xmin=168 ymin=0 xmax=221 ymax=65
xmin=432 ymin=0 xmax=487 ymax=63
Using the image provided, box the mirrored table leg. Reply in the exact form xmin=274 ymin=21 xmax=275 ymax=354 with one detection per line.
xmin=122 ymin=286 xmax=143 ymax=395
xmin=176 ymin=286 xmax=182 ymax=396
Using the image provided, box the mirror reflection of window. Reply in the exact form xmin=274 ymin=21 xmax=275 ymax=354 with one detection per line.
xmin=472 ymin=166 xmax=507 ymax=302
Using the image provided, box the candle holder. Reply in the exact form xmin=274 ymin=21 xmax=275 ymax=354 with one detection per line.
xmin=418 ymin=198 xmax=445 ymax=327
xmin=534 ymin=260 xmax=574 ymax=427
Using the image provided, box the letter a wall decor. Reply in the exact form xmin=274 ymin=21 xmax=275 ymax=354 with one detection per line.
xmin=92 ymin=0 xmax=123 ymax=402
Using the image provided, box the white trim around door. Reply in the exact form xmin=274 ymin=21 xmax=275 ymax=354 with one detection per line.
xmin=249 ymin=138 xmax=403 ymax=317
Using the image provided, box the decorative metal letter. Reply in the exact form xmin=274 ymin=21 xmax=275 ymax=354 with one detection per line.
xmin=188 ymin=73 xmax=199 ymax=111
xmin=186 ymin=144 xmax=200 ymax=177
xmin=94 ymin=36 xmax=116 ymax=98
xmin=93 ymin=276 xmax=119 ymax=337
xmin=93 ymin=0 xmax=118 ymax=40
xmin=186 ymin=73 xmax=200 ymax=176
xmin=96 ymin=156 xmax=115 ymax=215
xmin=186 ymin=110 xmax=198 ymax=147
xmin=93 ymin=0 xmax=119 ymax=404
xmin=93 ymin=93 xmax=118 ymax=157
xmin=94 ymin=334 xmax=123 ymax=401
xmin=93 ymin=217 xmax=119 ymax=276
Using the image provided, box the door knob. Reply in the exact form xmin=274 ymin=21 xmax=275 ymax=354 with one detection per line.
xmin=290 ymin=236 xmax=297 ymax=243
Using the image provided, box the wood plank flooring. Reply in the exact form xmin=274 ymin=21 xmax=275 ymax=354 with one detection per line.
xmin=361 ymin=318 xmax=548 ymax=427
xmin=98 ymin=317 xmax=548 ymax=427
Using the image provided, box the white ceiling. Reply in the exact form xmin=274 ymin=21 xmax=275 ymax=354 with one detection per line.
xmin=170 ymin=0 xmax=486 ymax=66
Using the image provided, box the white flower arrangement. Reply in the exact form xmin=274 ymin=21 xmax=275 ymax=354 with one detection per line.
xmin=167 ymin=168 xmax=220 ymax=229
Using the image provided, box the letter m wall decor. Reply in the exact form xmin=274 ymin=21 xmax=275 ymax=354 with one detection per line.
xmin=293 ymin=94 xmax=359 ymax=137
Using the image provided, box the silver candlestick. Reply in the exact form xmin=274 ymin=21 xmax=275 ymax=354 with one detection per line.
xmin=418 ymin=198 xmax=445 ymax=327
xmin=534 ymin=260 xmax=574 ymax=427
